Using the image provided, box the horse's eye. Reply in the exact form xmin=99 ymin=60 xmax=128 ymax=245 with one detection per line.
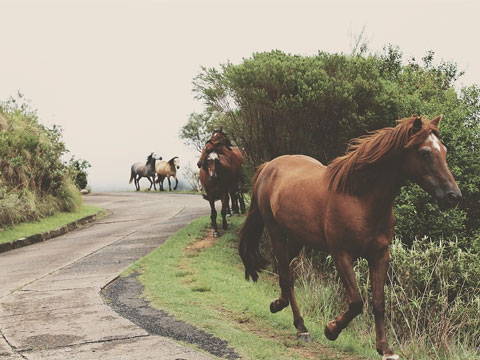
xmin=419 ymin=149 xmax=432 ymax=160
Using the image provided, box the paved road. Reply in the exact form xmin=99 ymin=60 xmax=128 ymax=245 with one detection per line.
xmin=0 ymin=192 xmax=213 ymax=360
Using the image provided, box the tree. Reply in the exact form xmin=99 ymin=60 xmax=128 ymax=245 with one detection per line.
xmin=188 ymin=49 xmax=480 ymax=246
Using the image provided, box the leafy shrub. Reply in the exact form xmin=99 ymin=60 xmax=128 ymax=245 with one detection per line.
xmin=188 ymin=47 xmax=480 ymax=246
xmin=0 ymin=94 xmax=83 ymax=228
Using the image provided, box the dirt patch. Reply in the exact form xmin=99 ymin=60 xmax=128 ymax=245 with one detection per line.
xmin=184 ymin=230 xmax=218 ymax=254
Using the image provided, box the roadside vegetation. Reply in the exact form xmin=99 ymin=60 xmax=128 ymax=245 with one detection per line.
xmin=0 ymin=205 xmax=104 ymax=244
xmin=129 ymin=215 xmax=376 ymax=360
xmin=132 ymin=214 xmax=480 ymax=359
xmin=0 ymin=93 xmax=91 ymax=230
xmin=179 ymin=46 xmax=480 ymax=358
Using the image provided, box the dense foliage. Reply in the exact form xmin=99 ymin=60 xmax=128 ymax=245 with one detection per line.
xmin=185 ymin=47 xmax=480 ymax=248
xmin=183 ymin=48 xmax=480 ymax=356
xmin=0 ymin=94 xmax=84 ymax=228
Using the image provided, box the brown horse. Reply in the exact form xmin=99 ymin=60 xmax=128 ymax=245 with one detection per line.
xmin=197 ymin=129 xmax=246 ymax=214
xmin=239 ymin=116 xmax=461 ymax=359
xmin=199 ymin=140 xmax=244 ymax=237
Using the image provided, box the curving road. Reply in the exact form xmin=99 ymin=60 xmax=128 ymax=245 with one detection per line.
xmin=0 ymin=192 xmax=212 ymax=360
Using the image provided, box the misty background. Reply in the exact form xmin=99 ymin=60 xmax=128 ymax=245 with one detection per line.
xmin=1 ymin=0 xmax=479 ymax=191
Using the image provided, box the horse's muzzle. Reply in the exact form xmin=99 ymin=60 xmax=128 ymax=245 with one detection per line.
xmin=438 ymin=189 xmax=462 ymax=210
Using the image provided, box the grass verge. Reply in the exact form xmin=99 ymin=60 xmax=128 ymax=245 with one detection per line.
xmin=0 ymin=205 xmax=105 ymax=244
xmin=127 ymin=215 xmax=379 ymax=360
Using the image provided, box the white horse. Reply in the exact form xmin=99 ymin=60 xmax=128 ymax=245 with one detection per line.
xmin=155 ymin=157 xmax=180 ymax=191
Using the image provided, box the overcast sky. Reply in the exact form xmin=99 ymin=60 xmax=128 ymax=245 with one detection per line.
xmin=1 ymin=0 xmax=479 ymax=191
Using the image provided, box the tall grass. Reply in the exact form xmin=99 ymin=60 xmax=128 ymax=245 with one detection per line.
xmin=290 ymin=239 xmax=480 ymax=359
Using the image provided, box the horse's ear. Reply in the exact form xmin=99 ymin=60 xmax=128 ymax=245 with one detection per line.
xmin=430 ymin=114 xmax=442 ymax=128
xmin=411 ymin=117 xmax=423 ymax=134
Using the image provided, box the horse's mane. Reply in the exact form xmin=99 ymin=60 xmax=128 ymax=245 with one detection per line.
xmin=146 ymin=153 xmax=154 ymax=164
xmin=325 ymin=116 xmax=438 ymax=194
xmin=168 ymin=157 xmax=178 ymax=169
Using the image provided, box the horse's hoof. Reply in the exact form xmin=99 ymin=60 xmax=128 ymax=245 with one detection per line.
xmin=213 ymin=231 xmax=220 ymax=238
xmin=324 ymin=321 xmax=339 ymax=341
xmin=226 ymin=213 xmax=232 ymax=217
xmin=297 ymin=332 xmax=312 ymax=343
xmin=270 ymin=300 xmax=287 ymax=313
xmin=382 ymin=354 xmax=399 ymax=360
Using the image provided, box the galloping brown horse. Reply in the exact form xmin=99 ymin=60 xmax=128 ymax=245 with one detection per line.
xmin=198 ymin=129 xmax=246 ymax=215
xmin=199 ymin=137 xmax=244 ymax=237
xmin=239 ymin=116 xmax=461 ymax=359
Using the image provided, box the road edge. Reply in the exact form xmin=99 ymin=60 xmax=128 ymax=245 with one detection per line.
xmin=0 ymin=211 xmax=106 ymax=254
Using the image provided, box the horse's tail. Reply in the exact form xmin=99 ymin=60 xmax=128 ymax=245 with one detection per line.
xmin=239 ymin=163 xmax=269 ymax=282
xmin=129 ymin=167 xmax=134 ymax=184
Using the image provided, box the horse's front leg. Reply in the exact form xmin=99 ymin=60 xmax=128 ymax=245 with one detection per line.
xmin=173 ymin=175 xmax=178 ymax=190
xmin=369 ymin=247 xmax=398 ymax=360
xmin=209 ymin=199 xmax=219 ymax=237
xmin=238 ymin=192 xmax=246 ymax=214
xmin=220 ymin=192 xmax=229 ymax=230
xmin=230 ymin=189 xmax=239 ymax=215
xmin=147 ymin=176 xmax=153 ymax=191
xmin=167 ymin=176 xmax=172 ymax=191
xmin=325 ymin=252 xmax=363 ymax=341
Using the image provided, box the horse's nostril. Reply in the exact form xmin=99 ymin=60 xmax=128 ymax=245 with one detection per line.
xmin=447 ymin=192 xmax=461 ymax=204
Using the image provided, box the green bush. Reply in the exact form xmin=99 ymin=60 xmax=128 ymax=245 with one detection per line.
xmin=0 ymin=94 xmax=83 ymax=228
xmin=188 ymin=47 xmax=480 ymax=247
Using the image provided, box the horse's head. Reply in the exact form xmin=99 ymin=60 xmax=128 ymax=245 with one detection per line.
xmin=402 ymin=115 xmax=461 ymax=210
xmin=146 ymin=153 xmax=161 ymax=166
xmin=173 ymin=157 xmax=180 ymax=169
xmin=203 ymin=151 xmax=221 ymax=181
xmin=211 ymin=128 xmax=233 ymax=148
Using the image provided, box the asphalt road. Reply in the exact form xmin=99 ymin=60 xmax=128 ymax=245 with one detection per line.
xmin=0 ymin=192 xmax=214 ymax=360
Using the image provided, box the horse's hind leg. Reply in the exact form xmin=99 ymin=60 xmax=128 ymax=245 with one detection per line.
xmin=267 ymin=223 xmax=309 ymax=338
xmin=134 ymin=176 xmax=140 ymax=191
xmin=159 ymin=176 xmax=165 ymax=191
xmin=324 ymin=252 xmax=363 ymax=341
xmin=151 ymin=176 xmax=157 ymax=191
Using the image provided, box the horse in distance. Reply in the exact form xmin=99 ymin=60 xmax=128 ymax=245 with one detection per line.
xmin=239 ymin=115 xmax=461 ymax=360
xmin=129 ymin=153 xmax=161 ymax=191
xmin=155 ymin=156 xmax=180 ymax=191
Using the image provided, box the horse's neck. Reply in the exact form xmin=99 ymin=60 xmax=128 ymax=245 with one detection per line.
xmin=359 ymin=164 xmax=404 ymax=212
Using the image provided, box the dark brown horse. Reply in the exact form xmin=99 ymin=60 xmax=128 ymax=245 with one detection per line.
xmin=199 ymin=139 xmax=244 ymax=237
xmin=197 ymin=129 xmax=246 ymax=215
xmin=239 ymin=116 xmax=461 ymax=360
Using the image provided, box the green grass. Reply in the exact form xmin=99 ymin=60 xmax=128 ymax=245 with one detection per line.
xmin=128 ymin=215 xmax=378 ymax=360
xmin=0 ymin=205 xmax=105 ymax=244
